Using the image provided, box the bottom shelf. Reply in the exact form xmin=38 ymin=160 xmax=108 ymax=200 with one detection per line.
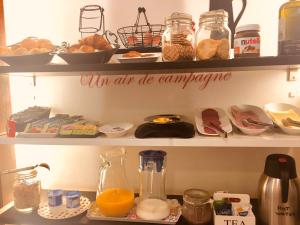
xmin=0 ymin=192 xmax=262 ymax=225
xmin=0 ymin=132 xmax=299 ymax=147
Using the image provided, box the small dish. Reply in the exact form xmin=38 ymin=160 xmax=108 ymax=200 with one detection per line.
xmin=195 ymin=108 xmax=232 ymax=136
xmin=228 ymin=105 xmax=273 ymax=135
xmin=117 ymin=53 xmax=159 ymax=64
xmin=99 ymin=122 xmax=133 ymax=138
xmin=0 ymin=52 xmax=54 ymax=66
xmin=264 ymin=103 xmax=300 ymax=135
xmin=57 ymin=47 xmax=117 ymax=64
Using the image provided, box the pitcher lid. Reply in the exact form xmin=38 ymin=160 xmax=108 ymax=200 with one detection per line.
xmin=264 ymin=154 xmax=297 ymax=179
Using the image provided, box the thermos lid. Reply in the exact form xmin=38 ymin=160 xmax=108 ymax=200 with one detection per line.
xmin=139 ymin=150 xmax=166 ymax=172
xmin=264 ymin=154 xmax=297 ymax=179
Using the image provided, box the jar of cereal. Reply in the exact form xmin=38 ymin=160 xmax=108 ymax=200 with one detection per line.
xmin=162 ymin=12 xmax=195 ymax=62
xmin=13 ymin=169 xmax=41 ymax=213
xmin=195 ymin=10 xmax=231 ymax=60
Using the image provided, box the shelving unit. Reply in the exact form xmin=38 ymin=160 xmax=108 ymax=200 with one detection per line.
xmin=0 ymin=55 xmax=299 ymax=74
xmin=0 ymin=132 xmax=299 ymax=147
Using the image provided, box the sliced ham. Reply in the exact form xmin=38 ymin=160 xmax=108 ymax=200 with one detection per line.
xmin=230 ymin=106 xmax=261 ymax=129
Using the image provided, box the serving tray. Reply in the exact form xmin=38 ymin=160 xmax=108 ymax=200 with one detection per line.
xmin=87 ymin=201 xmax=181 ymax=224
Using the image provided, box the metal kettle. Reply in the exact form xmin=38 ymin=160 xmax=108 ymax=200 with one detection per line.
xmin=209 ymin=0 xmax=247 ymax=47
xmin=258 ymin=154 xmax=300 ymax=225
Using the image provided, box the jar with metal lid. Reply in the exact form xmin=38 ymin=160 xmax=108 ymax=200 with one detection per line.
xmin=234 ymin=24 xmax=260 ymax=58
xmin=13 ymin=169 xmax=41 ymax=213
xmin=195 ymin=10 xmax=231 ymax=61
xmin=162 ymin=12 xmax=195 ymax=62
xmin=182 ymin=189 xmax=212 ymax=225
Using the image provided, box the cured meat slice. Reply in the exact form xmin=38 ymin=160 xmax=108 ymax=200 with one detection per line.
xmin=230 ymin=106 xmax=261 ymax=129
xmin=202 ymin=108 xmax=221 ymax=134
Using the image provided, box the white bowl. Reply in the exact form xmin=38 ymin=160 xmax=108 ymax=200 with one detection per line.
xmin=264 ymin=103 xmax=300 ymax=135
xmin=227 ymin=104 xmax=273 ymax=135
xmin=98 ymin=122 xmax=133 ymax=138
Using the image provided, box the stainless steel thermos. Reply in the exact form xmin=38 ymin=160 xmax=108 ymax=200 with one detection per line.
xmin=258 ymin=154 xmax=299 ymax=225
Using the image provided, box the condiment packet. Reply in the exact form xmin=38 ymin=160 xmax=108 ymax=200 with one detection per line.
xmin=232 ymin=203 xmax=252 ymax=217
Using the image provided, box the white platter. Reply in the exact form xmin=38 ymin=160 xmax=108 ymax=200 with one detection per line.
xmin=195 ymin=108 xmax=232 ymax=136
xmin=17 ymin=132 xmax=57 ymax=138
xmin=117 ymin=54 xmax=159 ymax=64
xmin=227 ymin=105 xmax=273 ymax=135
xmin=98 ymin=122 xmax=133 ymax=138
xmin=264 ymin=103 xmax=300 ymax=135
xmin=87 ymin=201 xmax=181 ymax=224
xmin=38 ymin=196 xmax=90 ymax=220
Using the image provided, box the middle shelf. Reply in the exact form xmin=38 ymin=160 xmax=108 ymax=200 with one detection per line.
xmin=0 ymin=133 xmax=299 ymax=147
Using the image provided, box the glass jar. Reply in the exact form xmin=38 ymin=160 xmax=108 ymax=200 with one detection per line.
xmin=96 ymin=148 xmax=134 ymax=217
xmin=182 ymin=189 xmax=212 ymax=225
xmin=195 ymin=10 xmax=231 ymax=60
xmin=13 ymin=169 xmax=41 ymax=213
xmin=162 ymin=12 xmax=195 ymax=61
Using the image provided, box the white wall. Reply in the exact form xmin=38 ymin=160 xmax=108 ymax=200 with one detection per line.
xmin=4 ymin=0 xmax=300 ymax=197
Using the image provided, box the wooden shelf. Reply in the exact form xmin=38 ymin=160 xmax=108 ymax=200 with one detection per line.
xmin=0 ymin=55 xmax=299 ymax=75
xmin=0 ymin=132 xmax=299 ymax=147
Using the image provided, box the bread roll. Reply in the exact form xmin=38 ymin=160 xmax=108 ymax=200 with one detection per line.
xmin=79 ymin=45 xmax=95 ymax=53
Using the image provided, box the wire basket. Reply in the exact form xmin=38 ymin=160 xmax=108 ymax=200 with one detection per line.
xmin=117 ymin=7 xmax=165 ymax=48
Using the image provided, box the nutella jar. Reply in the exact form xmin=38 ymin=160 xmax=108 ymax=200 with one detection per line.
xmin=234 ymin=24 xmax=260 ymax=58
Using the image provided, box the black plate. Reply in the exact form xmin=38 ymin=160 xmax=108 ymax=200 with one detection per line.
xmin=57 ymin=48 xmax=118 ymax=65
xmin=0 ymin=53 xmax=54 ymax=66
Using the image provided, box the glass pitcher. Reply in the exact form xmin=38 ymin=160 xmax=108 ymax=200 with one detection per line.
xmin=96 ymin=148 xmax=134 ymax=217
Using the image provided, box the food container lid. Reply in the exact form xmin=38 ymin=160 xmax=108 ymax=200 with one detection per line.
xmin=199 ymin=9 xmax=228 ymax=22
xmin=48 ymin=189 xmax=63 ymax=197
xmin=65 ymin=191 xmax=81 ymax=199
xmin=165 ymin=12 xmax=192 ymax=24
xmin=183 ymin=189 xmax=211 ymax=205
xmin=236 ymin=24 xmax=260 ymax=33
xmin=139 ymin=150 xmax=166 ymax=172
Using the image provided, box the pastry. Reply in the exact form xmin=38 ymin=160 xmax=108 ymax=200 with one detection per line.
xmin=216 ymin=39 xmax=230 ymax=59
xmin=13 ymin=47 xmax=29 ymax=55
xmin=20 ymin=38 xmax=38 ymax=50
xmin=94 ymin=34 xmax=109 ymax=50
xmin=162 ymin=44 xmax=180 ymax=61
xmin=68 ymin=44 xmax=81 ymax=53
xmin=37 ymin=39 xmax=54 ymax=51
xmin=196 ymin=39 xmax=219 ymax=60
xmin=0 ymin=46 xmax=13 ymax=56
xmin=79 ymin=45 xmax=95 ymax=53
xmin=123 ymin=51 xmax=141 ymax=58
xmin=80 ymin=35 xmax=95 ymax=46
xmin=152 ymin=35 xmax=161 ymax=46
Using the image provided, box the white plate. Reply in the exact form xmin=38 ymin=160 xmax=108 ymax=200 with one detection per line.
xmin=98 ymin=122 xmax=133 ymax=138
xmin=17 ymin=132 xmax=57 ymax=138
xmin=227 ymin=105 xmax=273 ymax=135
xmin=264 ymin=103 xmax=300 ymax=135
xmin=38 ymin=196 xmax=90 ymax=220
xmin=195 ymin=108 xmax=232 ymax=136
xmin=117 ymin=54 xmax=159 ymax=64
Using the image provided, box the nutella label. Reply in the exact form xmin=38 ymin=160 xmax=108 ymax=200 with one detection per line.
xmin=234 ymin=37 xmax=260 ymax=56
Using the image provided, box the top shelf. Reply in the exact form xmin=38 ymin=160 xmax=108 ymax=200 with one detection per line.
xmin=0 ymin=55 xmax=299 ymax=75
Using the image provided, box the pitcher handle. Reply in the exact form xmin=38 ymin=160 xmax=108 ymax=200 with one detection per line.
xmin=233 ymin=0 xmax=247 ymax=28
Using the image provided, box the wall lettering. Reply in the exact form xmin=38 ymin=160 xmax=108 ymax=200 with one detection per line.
xmin=80 ymin=72 xmax=232 ymax=90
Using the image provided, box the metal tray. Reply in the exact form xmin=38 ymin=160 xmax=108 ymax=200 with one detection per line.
xmin=0 ymin=52 xmax=54 ymax=66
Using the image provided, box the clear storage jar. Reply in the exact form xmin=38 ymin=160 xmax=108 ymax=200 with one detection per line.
xmin=182 ymin=189 xmax=212 ymax=225
xmin=13 ymin=169 xmax=41 ymax=213
xmin=195 ymin=10 xmax=231 ymax=61
xmin=162 ymin=12 xmax=195 ymax=62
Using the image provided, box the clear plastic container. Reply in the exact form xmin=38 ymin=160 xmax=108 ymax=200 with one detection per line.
xmin=195 ymin=10 xmax=231 ymax=60
xmin=162 ymin=12 xmax=195 ymax=61
xmin=13 ymin=169 xmax=41 ymax=213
